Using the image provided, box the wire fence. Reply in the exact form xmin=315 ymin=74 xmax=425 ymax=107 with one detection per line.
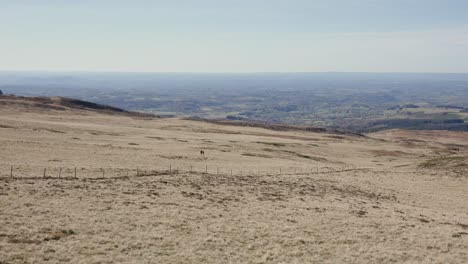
xmin=0 ymin=163 xmax=420 ymax=180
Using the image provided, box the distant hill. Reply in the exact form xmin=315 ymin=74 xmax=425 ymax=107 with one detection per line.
xmin=189 ymin=117 xmax=365 ymax=137
xmin=0 ymin=94 xmax=156 ymax=118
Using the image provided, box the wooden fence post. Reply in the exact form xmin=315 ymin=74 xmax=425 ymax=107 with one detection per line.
xmin=43 ymin=168 xmax=47 ymax=178
xmin=10 ymin=166 xmax=13 ymax=178
xmin=59 ymin=167 xmax=62 ymax=178
xmin=205 ymin=165 xmax=208 ymax=174
xmin=74 ymin=167 xmax=77 ymax=178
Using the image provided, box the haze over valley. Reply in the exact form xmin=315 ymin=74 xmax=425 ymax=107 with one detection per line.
xmin=2 ymin=72 xmax=468 ymax=132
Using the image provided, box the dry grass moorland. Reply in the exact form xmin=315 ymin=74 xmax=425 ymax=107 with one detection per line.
xmin=0 ymin=96 xmax=467 ymax=263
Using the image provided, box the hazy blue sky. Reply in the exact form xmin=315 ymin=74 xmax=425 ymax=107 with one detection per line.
xmin=1 ymin=0 xmax=468 ymax=72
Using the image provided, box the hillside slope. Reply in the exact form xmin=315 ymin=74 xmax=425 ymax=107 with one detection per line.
xmin=0 ymin=94 xmax=156 ymax=117
xmin=0 ymin=98 xmax=467 ymax=264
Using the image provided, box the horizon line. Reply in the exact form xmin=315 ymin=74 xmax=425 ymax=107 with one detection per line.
xmin=1 ymin=70 xmax=468 ymax=75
